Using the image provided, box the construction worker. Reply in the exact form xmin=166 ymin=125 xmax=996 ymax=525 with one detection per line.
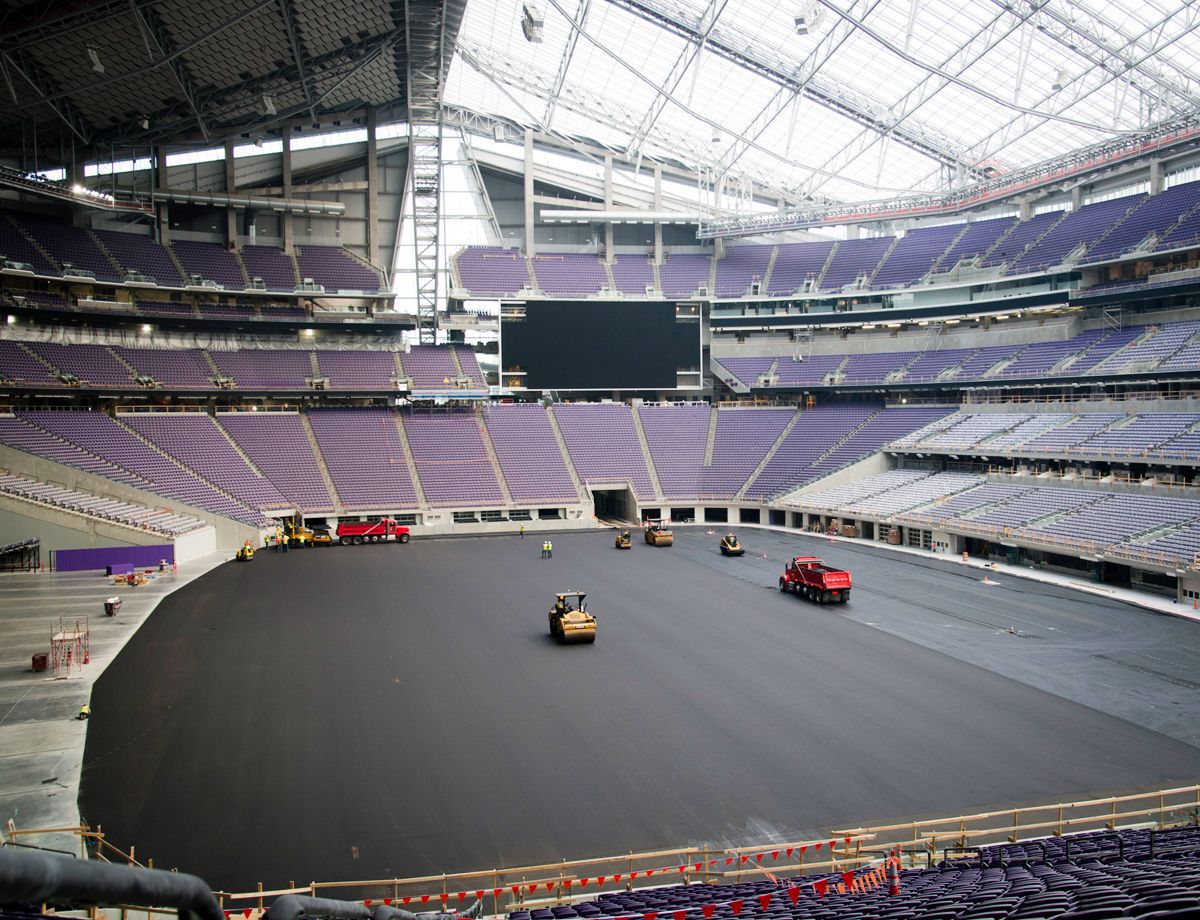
xmin=540 ymin=540 xmax=549 ymax=559
xmin=274 ymin=526 xmax=283 ymax=552
xmin=77 ymin=704 xmax=90 ymax=721
xmin=546 ymin=539 xmax=553 ymax=559
xmin=519 ymin=524 xmax=525 ymax=539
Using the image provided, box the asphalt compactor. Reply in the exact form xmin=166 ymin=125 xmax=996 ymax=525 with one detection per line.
xmin=548 ymin=591 xmax=596 ymax=644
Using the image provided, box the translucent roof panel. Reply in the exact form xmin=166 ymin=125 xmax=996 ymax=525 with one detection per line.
xmin=447 ymin=0 xmax=1200 ymax=203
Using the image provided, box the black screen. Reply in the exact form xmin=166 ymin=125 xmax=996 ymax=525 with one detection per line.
xmin=501 ymin=301 xmax=700 ymax=390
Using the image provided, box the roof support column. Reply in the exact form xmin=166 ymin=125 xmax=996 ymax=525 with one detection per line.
xmin=1149 ymin=160 xmax=1164 ymax=195
xmin=653 ymin=163 xmax=663 ymax=266
xmin=367 ymin=108 xmax=380 ymax=268
xmin=524 ymin=128 xmax=536 ymax=258
xmin=224 ymin=138 xmax=238 ymax=247
xmin=603 ymin=153 xmax=614 ymax=260
xmin=281 ymin=127 xmax=294 ymax=254
xmin=155 ymin=144 xmax=170 ymax=246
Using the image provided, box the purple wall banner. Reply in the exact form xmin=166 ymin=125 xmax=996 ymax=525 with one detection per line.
xmin=54 ymin=544 xmax=175 ymax=573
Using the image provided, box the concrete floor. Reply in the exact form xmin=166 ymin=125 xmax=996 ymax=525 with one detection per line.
xmin=65 ymin=528 xmax=1200 ymax=895
xmin=0 ymin=552 xmax=228 ymax=856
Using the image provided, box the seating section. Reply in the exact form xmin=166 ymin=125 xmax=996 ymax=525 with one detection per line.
xmin=18 ymin=410 xmax=264 ymax=525
xmin=295 ymin=245 xmax=382 ymax=293
xmin=13 ymin=214 xmax=122 ymax=282
xmin=0 ymin=341 xmax=58 ymax=384
xmin=209 ymin=349 xmax=313 ymax=389
xmin=767 ymin=241 xmax=835 ymax=295
xmin=306 ymin=408 xmax=418 ymax=510
xmin=871 ymin=224 xmax=962 ymax=288
xmin=531 ymin=253 xmax=608 ymax=296
xmin=315 ymin=350 xmax=397 ymax=389
xmin=1085 ymin=179 xmax=1200 ymax=262
xmin=115 ymin=347 xmax=214 ymax=388
xmin=217 ymin=413 xmax=334 ymax=512
xmin=552 ymin=403 xmax=655 ymax=499
xmin=893 ymin=411 xmax=1200 ymax=460
xmin=743 ymin=406 xmax=879 ymax=499
xmin=838 ymin=351 xmax=919 ymax=385
xmin=790 ymin=470 xmax=979 ymax=516
xmin=1011 ymin=195 xmax=1142 ymax=273
xmin=819 ymin=237 xmax=895 ymax=291
xmin=714 ymin=357 xmax=775 ymax=388
xmin=454 ymin=247 xmax=530 ymax=295
xmin=700 ymin=408 xmax=794 ymax=497
xmin=933 ymin=216 xmax=1016 ymax=270
xmin=241 ymin=245 xmax=299 ymax=290
xmin=0 ymin=215 xmax=60 ymax=276
xmin=775 ymin=354 xmax=844 ymax=386
xmin=123 ymin=413 xmax=291 ymax=512
xmin=610 ymin=254 xmax=655 ymax=295
xmin=481 ymin=404 xmax=580 ymax=504
xmin=94 ymin=229 xmax=184 ymax=286
xmin=807 ymin=406 xmax=956 ymax=478
xmin=638 ymin=405 xmax=711 ymax=497
xmin=402 ymin=410 xmax=505 ymax=506
xmin=170 ymin=240 xmax=246 ymax=289
xmin=0 ymin=471 xmax=205 ymax=535
xmin=981 ymin=210 xmax=1063 ymax=267
xmin=0 ymin=415 xmax=152 ymax=487
xmin=715 ymin=246 xmax=771 ymax=297
xmin=402 ymin=346 xmax=459 ymax=389
xmin=30 ymin=343 xmax=133 ymax=387
xmin=658 ymin=253 xmax=711 ymax=298
xmin=526 ymin=825 xmax=1200 ymax=920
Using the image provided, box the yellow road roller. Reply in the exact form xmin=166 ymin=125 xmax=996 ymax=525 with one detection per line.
xmin=644 ymin=520 xmax=674 ymax=546
xmin=615 ymin=530 xmax=632 ymax=549
xmin=549 ymin=591 xmax=596 ymax=644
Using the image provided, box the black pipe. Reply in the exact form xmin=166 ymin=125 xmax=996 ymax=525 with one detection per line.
xmin=0 ymin=848 xmax=222 ymax=920
xmin=266 ymin=895 xmax=372 ymax=920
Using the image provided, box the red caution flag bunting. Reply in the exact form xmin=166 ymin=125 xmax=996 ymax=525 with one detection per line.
xmin=493 ymin=889 xmax=503 ymax=899
xmin=814 ymin=843 xmax=822 ymax=852
xmin=786 ymin=887 xmax=800 ymax=905
xmin=785 ymin=848 xmax=793 ymax=859
xmin=693 ymin=863 xmax=702 ymax=872
xmin=841 ymin=871 xmax=855 ymax=889
xmin=844 ymin=836 xmax=853 ymax=845
xmin=223 ymin=911 xmax=231 ymax=918
xmin=402 ymin=897 xmax=412 ymax=905
xmin=613 ymin=874 xmax=622 ymax=883
xmin=563 ymin=881 xmax=572 ymax=892
xmin=580 ymin=878 xmax=589 ymax=888
xmin=673 ymin=910 xmax=687 ymax=920
xmin=754 ymin=854 xmax=763 ymax=864
xmin=544 ymin=883 xmax=555 ymax=893
xmin=476 ymin=891 xmax=485 ymax=900
xmin=510 ymin=886 xmax=520 ymax=897
xmin=757 ymin=894 xmax=772 ymax=911
xmin=597 ymin=876 xmax=606 ymax=885
xmin=421 ymin=896 xmax=431 ymax=906
xmin=740 ymin=856 xmax=749 ymax=864
xmin=814 ymin=881 xmax=828 ymax=898
xmin=644 ymin=911 xmax=657 ymax=920
xmin=383 ymin=900 xmax=392 ymax=907
xmin=770 ymin=851 xmax=779 ymax=861
xmin=678 ymin=865 xmax=686 ymax=873
xmin=829 ymin=840 xmax=837 ymax=852
xmin=702 ymin=907 xmax=715 ymax=919
xmin=630 ymin=872 xmax=639 ymax=880
xmin=364 ymin=900 xmax=373 ymax=907
xmin=799 ymin=846 xmax=807 ymax=855
xmin=458 ymin=892 xmax=467 ymax=903
xmin=243 ymin=910 xmax=252 ymax=918
xmin=646 ymin=870 xmax=655 ymax=877
xmin=439 ymin=894 xmax=448 ymax=907
xmin=730 ymin=900 xmax=743 ymax=916
xmin=725 ymin=858 xmax=733 ymax=866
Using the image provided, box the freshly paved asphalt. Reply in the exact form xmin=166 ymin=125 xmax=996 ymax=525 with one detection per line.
xmin=78 ymin=528 xmax=1200 ymax=893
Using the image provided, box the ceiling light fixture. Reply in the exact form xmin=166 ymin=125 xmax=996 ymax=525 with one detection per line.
xmin=261 ymin=94 xmax=277 ymax=116
xmin=521 ymin=2 xmax=544 ymax=42
xmin=87 ymin=45 xmax=105 ymax=74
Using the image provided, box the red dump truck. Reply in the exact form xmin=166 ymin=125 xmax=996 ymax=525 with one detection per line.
xmin=335 ymin=519 xmax=411 ymax=546
xmin=779 ymin=555 xmax=851 ymax=604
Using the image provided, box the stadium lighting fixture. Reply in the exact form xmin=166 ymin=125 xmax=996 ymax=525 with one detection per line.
xmin=1052 ymin=68 xmax=1069 ymax=92
xmin=6 ymin=315 xmax=15 ymax=325
xmin=141 ymin=324 xmax=152 ymax=333
xmin=521 ymin=2 xmax=544 ymax=43
xmin=140 ymin=116 xmax=150 ymax=130
xmin=261 ymin=94 xmax=277 ymax=116
xmin=87 ymin=45 xmax=105 ymax=75
xmin=794 ymin=12 xmax=809 ymax=33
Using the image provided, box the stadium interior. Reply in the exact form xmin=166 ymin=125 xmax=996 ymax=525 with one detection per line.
xmin=2 ymin=0 xmax=1200 ymax=915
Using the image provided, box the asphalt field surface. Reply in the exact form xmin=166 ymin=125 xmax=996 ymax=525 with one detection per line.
xmin=79 ymin=527 xmax=1200 ymax=893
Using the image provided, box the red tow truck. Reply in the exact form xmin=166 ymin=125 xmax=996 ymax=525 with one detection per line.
xmin=779 ymin=555 xmax=851 ymax=604
xmin=336 ymin=518 xmax=411 ymax=546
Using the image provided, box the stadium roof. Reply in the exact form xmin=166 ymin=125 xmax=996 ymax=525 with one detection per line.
xmin=0 ymin=0 xmax=463 ymax=152
xmin=446 ymin=0 xmax=1200 ymax=204
xmin=3 ymin=0 xmax=1200 ymax=211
